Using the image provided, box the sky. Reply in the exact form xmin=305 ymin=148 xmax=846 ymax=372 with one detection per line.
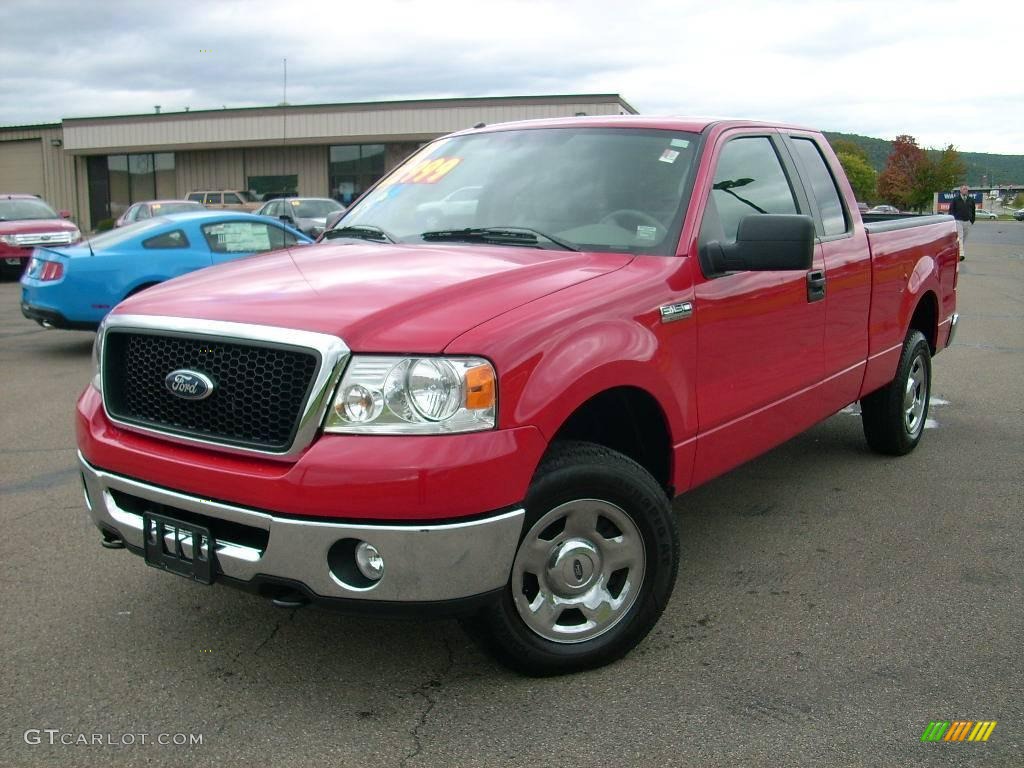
xmin=2 ymin=0 xmax=1022 ymax=156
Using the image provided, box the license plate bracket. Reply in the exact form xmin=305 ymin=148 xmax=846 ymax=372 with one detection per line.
xmin=142 ymin=512 xmax=216 ymax=585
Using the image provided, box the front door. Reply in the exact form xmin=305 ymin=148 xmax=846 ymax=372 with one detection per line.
xmin=690 ymin=131 xmax=826 ymax=486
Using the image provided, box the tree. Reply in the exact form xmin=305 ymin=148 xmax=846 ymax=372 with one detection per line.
xmin=930 ymin=144 xmax=966 ymax=194
xmin=878 ymin=135 xmax=926 ymax=211
xmin=836 ymin=151 xmax=877 ymax=202
xmin=831 ymin=138 xmax=870 ymax=163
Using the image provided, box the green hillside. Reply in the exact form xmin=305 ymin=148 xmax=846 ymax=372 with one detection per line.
xmin=824 ymin=131 xmax=1024 ymax=187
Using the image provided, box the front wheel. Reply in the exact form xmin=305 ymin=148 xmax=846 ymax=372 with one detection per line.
xmin=467 ymin=441 xmax=679 ymax=676
xmin=860 ymin=329 xmax=932 ymax=455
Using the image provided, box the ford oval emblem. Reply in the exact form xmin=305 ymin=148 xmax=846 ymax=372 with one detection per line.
xmin=164 ymin=369 xmax=215 ymax=400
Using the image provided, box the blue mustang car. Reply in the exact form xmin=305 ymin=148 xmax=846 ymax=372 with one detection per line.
xmin=20 ymin=211 xmax=312 ymax=330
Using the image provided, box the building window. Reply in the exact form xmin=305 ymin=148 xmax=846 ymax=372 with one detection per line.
xmin=90 ymin=152 xmax=176 ymax=224
xmin=155 ymin=153 xmax=176 ymax=198
xmin=247 ymin=175 xmax=298 ymax=202
xmin=329 ymin=144 xmax=385 ymax=206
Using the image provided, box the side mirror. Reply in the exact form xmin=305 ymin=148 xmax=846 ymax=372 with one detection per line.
xmin=59 ymin=210 xmax=72 ymax=219
xmin=705 ymin=214 xmax=815 ymax=273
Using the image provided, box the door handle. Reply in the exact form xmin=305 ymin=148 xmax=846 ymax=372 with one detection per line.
xmin=807 ymin=270 xmax=826 ymax=302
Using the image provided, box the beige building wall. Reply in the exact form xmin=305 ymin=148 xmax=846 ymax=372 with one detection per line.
xmin=0 ymin=126 xmax=84 ymax=224
xmin=61 ymin=96 xmax=634 ymax=155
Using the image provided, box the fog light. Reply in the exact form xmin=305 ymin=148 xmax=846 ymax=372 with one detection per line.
xmin=355 ymin=541 xmax=384 ymax=581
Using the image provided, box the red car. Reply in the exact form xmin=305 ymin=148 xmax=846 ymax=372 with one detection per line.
xmin=114 ymin=200 xmax=205 ymax=227
xmin=77 ymin=117 xmax=959 ymax=675
xmin=0 ymin=194 xmax=80 ymax=278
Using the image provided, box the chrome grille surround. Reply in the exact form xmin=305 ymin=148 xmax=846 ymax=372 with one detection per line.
xmin=99 ymin=314 xmax=350 ymax=461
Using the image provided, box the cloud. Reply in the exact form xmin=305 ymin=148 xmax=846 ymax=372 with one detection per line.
xmin=1 ymin=0 xmax=1022 ymax=154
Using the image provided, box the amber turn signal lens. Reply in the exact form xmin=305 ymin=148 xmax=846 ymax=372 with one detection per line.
xmin=464 ymin=364 xmax=495 ymax=410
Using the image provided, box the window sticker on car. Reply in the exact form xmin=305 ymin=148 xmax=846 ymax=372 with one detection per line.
xmin=221 ymin=224 xmax=270 ymax=252
xmin=659 ymin=149 xmax=680 ymax=164
xmin=394 ymin=157 xmax=462 ymax=185
xmin=290 ymin=200 xmax=301 ymax=206
xmin=636 ymin=225 xmax=658 ymax=241
xmin=671 ymin=138 xmax=690 ymax=149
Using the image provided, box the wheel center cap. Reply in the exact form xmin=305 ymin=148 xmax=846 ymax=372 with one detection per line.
xmin=548 ymin=538 xmax=600 ymax=594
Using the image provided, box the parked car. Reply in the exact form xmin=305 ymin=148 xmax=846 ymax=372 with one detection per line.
xmin=856 ymin=201 xmax=869 ymax=214
xmin=867 ymin=204 xmax=900 ymax=214
xmin=1014 ymin=209 xmax=1024 ymax=221
xmin=974 ymin=209 xmax=998 ymax=220
xmin=76 ymin=117 xmax=958 ymax=676
xmin=0 ymin=194 xmax=80 ymax=278
xmin=20 ymin=211 xmax=311 ymax=330
xmin=185 ymin=190 xmax=261 ymax=212
xmin=115 ymin=200 xmax=205 ymax=227
xmin=254 ymin=197 xmax=344 ymax=238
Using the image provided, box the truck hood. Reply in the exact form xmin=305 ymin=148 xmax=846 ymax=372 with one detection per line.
xmin=114 ymin=241 xmax=632 ymax=351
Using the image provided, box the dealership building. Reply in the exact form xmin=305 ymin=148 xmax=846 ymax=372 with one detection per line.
xmin=0 ymin=94 xmax=636 ymax=231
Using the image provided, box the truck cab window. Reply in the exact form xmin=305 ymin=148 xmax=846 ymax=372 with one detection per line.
xmin=790 ymin=138 xmax=848 ymax=236
xmin=701 ymin=137 xmax=798 ymax=246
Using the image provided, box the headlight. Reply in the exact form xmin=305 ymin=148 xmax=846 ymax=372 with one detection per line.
xmin=69 ymin=227 xmax=82 ymax=242
xmin=324 ymin=355 xmax=496 ymax=434
xmin=0 ymin=234 xmax=18 ymax=246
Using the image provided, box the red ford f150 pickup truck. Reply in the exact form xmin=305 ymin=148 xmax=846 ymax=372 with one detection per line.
xmin=76 ymin=117 xmax=959 ymax=675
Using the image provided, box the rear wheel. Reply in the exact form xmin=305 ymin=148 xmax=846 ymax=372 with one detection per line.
xmin=860 ymin=329 xmax=931 ymax=455
xmin=468 ymin=441 xmax=678 ymax=676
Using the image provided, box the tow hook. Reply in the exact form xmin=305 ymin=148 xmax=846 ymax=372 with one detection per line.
xmin=100 ymin=531 xmax=125 ymax=549
xmin=269 ymin=589 xmax=310 ymax=609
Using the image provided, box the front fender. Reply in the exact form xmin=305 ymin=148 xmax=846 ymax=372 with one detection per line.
xmin=510 ymin=318 xmax=683 ymax=442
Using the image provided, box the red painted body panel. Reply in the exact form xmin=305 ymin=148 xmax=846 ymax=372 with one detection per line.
xmin=77 ymin=386 xmax=546 ymax=521
xmin=447 ymin=254 xmax=699 ymax=493
xmin=859 ymin=221 xmax=959 ymax=396
xmin=118 ymin=241 xmax=630 ymax=352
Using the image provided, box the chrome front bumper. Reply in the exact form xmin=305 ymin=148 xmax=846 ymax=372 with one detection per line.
xmin=79 ymin=453 xmax=524 ymax=603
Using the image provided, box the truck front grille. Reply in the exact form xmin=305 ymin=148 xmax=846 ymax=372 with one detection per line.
xmin=102 ymin=330 xmax=321 ymax=452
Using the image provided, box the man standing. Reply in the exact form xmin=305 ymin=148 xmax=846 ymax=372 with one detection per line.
xmin=948 ymin=184 xmax=976 ymax=262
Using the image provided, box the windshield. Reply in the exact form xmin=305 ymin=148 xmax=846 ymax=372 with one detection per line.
xmin=86 ymin=219 xmax=163 ymax=249
xmin=152 ymin=202 xmax=204 ymax=215
xmin=290 ymin=199 xmax=342 ymax=218
xmin=336 ymin=127 xmax=699 ymax=255
xmin=0 ymin=199 xmax=59 ymax=221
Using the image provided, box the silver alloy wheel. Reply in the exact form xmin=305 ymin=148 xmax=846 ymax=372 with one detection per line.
xmin=511 ymin=499 xmax=645 ymax=643
xmin=903 ymin=352 xmax=928 ymax=436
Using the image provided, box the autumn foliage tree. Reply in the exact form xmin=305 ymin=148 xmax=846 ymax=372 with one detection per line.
xmin=877 ymin=135 xmax=926 ymax=211
xmin=878 ymin=136 xmax=967 ymax=212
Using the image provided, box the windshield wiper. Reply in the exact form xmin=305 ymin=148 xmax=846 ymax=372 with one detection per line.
xmin=321 ymin=224 xmax=397 ymax=243
xmin=420 ymin=227 xmax=579 ymax=252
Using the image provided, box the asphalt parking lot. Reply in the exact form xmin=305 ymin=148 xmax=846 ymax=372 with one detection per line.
xmin=1 ymin=222 xmax=1022 ymax=767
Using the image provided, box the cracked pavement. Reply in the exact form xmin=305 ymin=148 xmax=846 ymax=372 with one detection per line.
xmin=1 ymin=223 xmax=1022 ymax=767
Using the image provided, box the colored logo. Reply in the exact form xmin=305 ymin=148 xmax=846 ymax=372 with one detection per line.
xmin=164 ymin=370 xmax=214 ymax=401
xmin=921 ymin=721 xmax=997 ymax=742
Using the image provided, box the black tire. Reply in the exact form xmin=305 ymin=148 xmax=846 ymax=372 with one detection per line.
xmin=466 ymin=440 xmax=679 ymax=676
xmin=860 ymin=329 xmax=932 ymax=455
xmin=1 ymin=261 xmax=26 ymax=281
